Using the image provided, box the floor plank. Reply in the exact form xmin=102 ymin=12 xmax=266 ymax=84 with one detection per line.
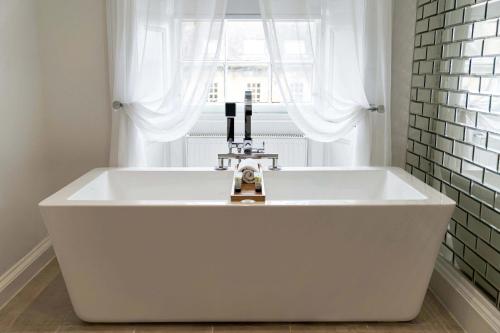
xmin=0 ymin=260 xmax=463 ymax=333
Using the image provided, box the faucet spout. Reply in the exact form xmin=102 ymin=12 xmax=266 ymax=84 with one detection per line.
xmin=225 ymin=103 xmax=236 ymax=147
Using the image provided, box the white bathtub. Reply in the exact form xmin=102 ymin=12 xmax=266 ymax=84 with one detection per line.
xmin=39 ymin=167 xmax=455 ymax=323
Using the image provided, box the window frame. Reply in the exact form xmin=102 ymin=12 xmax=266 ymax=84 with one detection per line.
xmin=201 ymin=17 xmax=311 ymax=116
xmin=202 ymin=18 xmax=280 ymax=106
xmin=203 ymin=101 xmax=288 ymax=115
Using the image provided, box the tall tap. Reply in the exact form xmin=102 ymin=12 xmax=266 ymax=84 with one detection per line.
xmin=225 ymin=102 xmax=236 ymax=151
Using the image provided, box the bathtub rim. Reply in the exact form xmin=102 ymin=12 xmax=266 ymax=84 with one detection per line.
xmin=39 ymin=167 xmax=456 ymax=207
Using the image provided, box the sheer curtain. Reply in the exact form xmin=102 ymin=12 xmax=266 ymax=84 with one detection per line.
xmin=107 ymin=0 xmax=226 ymax=166
xmin=260 ymin=0 xmax=392 ymax=166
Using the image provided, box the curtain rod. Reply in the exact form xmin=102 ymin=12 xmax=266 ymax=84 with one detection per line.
xmin=112 ymin=101 xmax=384 ymax=113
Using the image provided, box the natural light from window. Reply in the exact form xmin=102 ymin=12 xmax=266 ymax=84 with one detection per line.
xmin=182 ymin=20 xmax=314 ymax=104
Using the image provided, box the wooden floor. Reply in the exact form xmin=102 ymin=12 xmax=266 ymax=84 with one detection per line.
xmin=0 ymin=260 xmax=463 ymax=333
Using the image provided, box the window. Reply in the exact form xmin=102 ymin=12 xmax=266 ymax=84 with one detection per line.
xmin=181 ymin=20 xmax=315 ymax=105
xmin=208 ymin=20 xmax=273 ymax=103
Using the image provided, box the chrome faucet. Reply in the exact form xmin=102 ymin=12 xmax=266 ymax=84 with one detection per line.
xmin=216 ymin=91 xmax=280 ymax=171
xmin=225 ymin=102 xmax=236 ymax=151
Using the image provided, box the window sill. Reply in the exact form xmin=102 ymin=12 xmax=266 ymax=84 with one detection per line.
xmin=202 ymin=103 xmax=288 ymax=116
xmin=192 ymin=103 xmax=302 ymax=136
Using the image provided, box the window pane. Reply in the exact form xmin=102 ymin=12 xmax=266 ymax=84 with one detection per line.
xmin=226 ymin=21 xmax=268 ymax=61
xmin=271 ymin=76 xmax=283 ymax=103
xmin=271 ymin=21 xmax=317 ymax=62
xmin=272 ymin=65 xmax=313 ymax=103
xmin=188 ymin=19 xmax=317 ymax=106
xmin=226 ymin=65 xmax=270 ymax=103
xmin=182 ymin=21 xmax=225 ymax=61
xmin=139 ymin=28 xmax=165 ymax=101
xmin=207 ymin=65 xmax=225 ymax=103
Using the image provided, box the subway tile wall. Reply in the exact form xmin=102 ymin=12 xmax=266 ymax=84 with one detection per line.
xmin=406 ymin=0 xmax=500 ymax=307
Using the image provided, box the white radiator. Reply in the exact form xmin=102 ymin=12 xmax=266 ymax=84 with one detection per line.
xmin=186 ymin=134 xmax=308 ymax=167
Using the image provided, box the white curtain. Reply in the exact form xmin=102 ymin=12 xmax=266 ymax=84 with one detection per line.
xmin=260 ymin=0 xmax=392 ymax=166
xmin=107 ymin=0 xmax=226 ymax=166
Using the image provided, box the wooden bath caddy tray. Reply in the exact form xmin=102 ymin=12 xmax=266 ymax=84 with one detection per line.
xmin=231 ymin=164 xmax=266 ymax=202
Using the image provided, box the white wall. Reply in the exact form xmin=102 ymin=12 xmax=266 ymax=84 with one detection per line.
xmin=0 ymin=0 xmax=111 ymax=279
xmin=391 ymin=0 xmax=416 ymax=168
xmin=0 ymin=0 xmax=50 ymax=275
xmin=37 ymin=0 xmax=111 ymax=189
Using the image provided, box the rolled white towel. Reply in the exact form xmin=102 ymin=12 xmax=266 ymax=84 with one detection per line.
xmin=238 ymin=159 xmax=259 ymax=184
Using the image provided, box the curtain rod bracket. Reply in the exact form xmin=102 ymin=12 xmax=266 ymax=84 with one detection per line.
xmin=112 ymin=101 xmax=123 ymax=110
xmin=368 ymin=105 xmax=384 ymax=113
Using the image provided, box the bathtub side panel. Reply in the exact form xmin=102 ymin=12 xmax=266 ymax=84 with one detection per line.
xmin=40 ymin=204 xmax=454 ymax=322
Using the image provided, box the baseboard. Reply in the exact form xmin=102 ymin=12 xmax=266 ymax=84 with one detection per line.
xmin=0 ymin=237 xmax=54 ymax=310
xmin=429 ymin=256 xmax=500 ymax=333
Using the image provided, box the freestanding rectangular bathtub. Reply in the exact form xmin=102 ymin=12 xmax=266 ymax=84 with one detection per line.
xmin=39 ymin=167 xmax=455 ymax=323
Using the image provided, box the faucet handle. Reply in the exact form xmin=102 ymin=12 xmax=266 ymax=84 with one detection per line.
xmin=225 ymin=103 xmax=236 ymax=144
xmin=225 ymin=102 xmax=236 ymax=118
xmin=244 ymin=91 xmax=252 ymax=115
xmin=252 ymin=141 xmax=265 ymax=153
